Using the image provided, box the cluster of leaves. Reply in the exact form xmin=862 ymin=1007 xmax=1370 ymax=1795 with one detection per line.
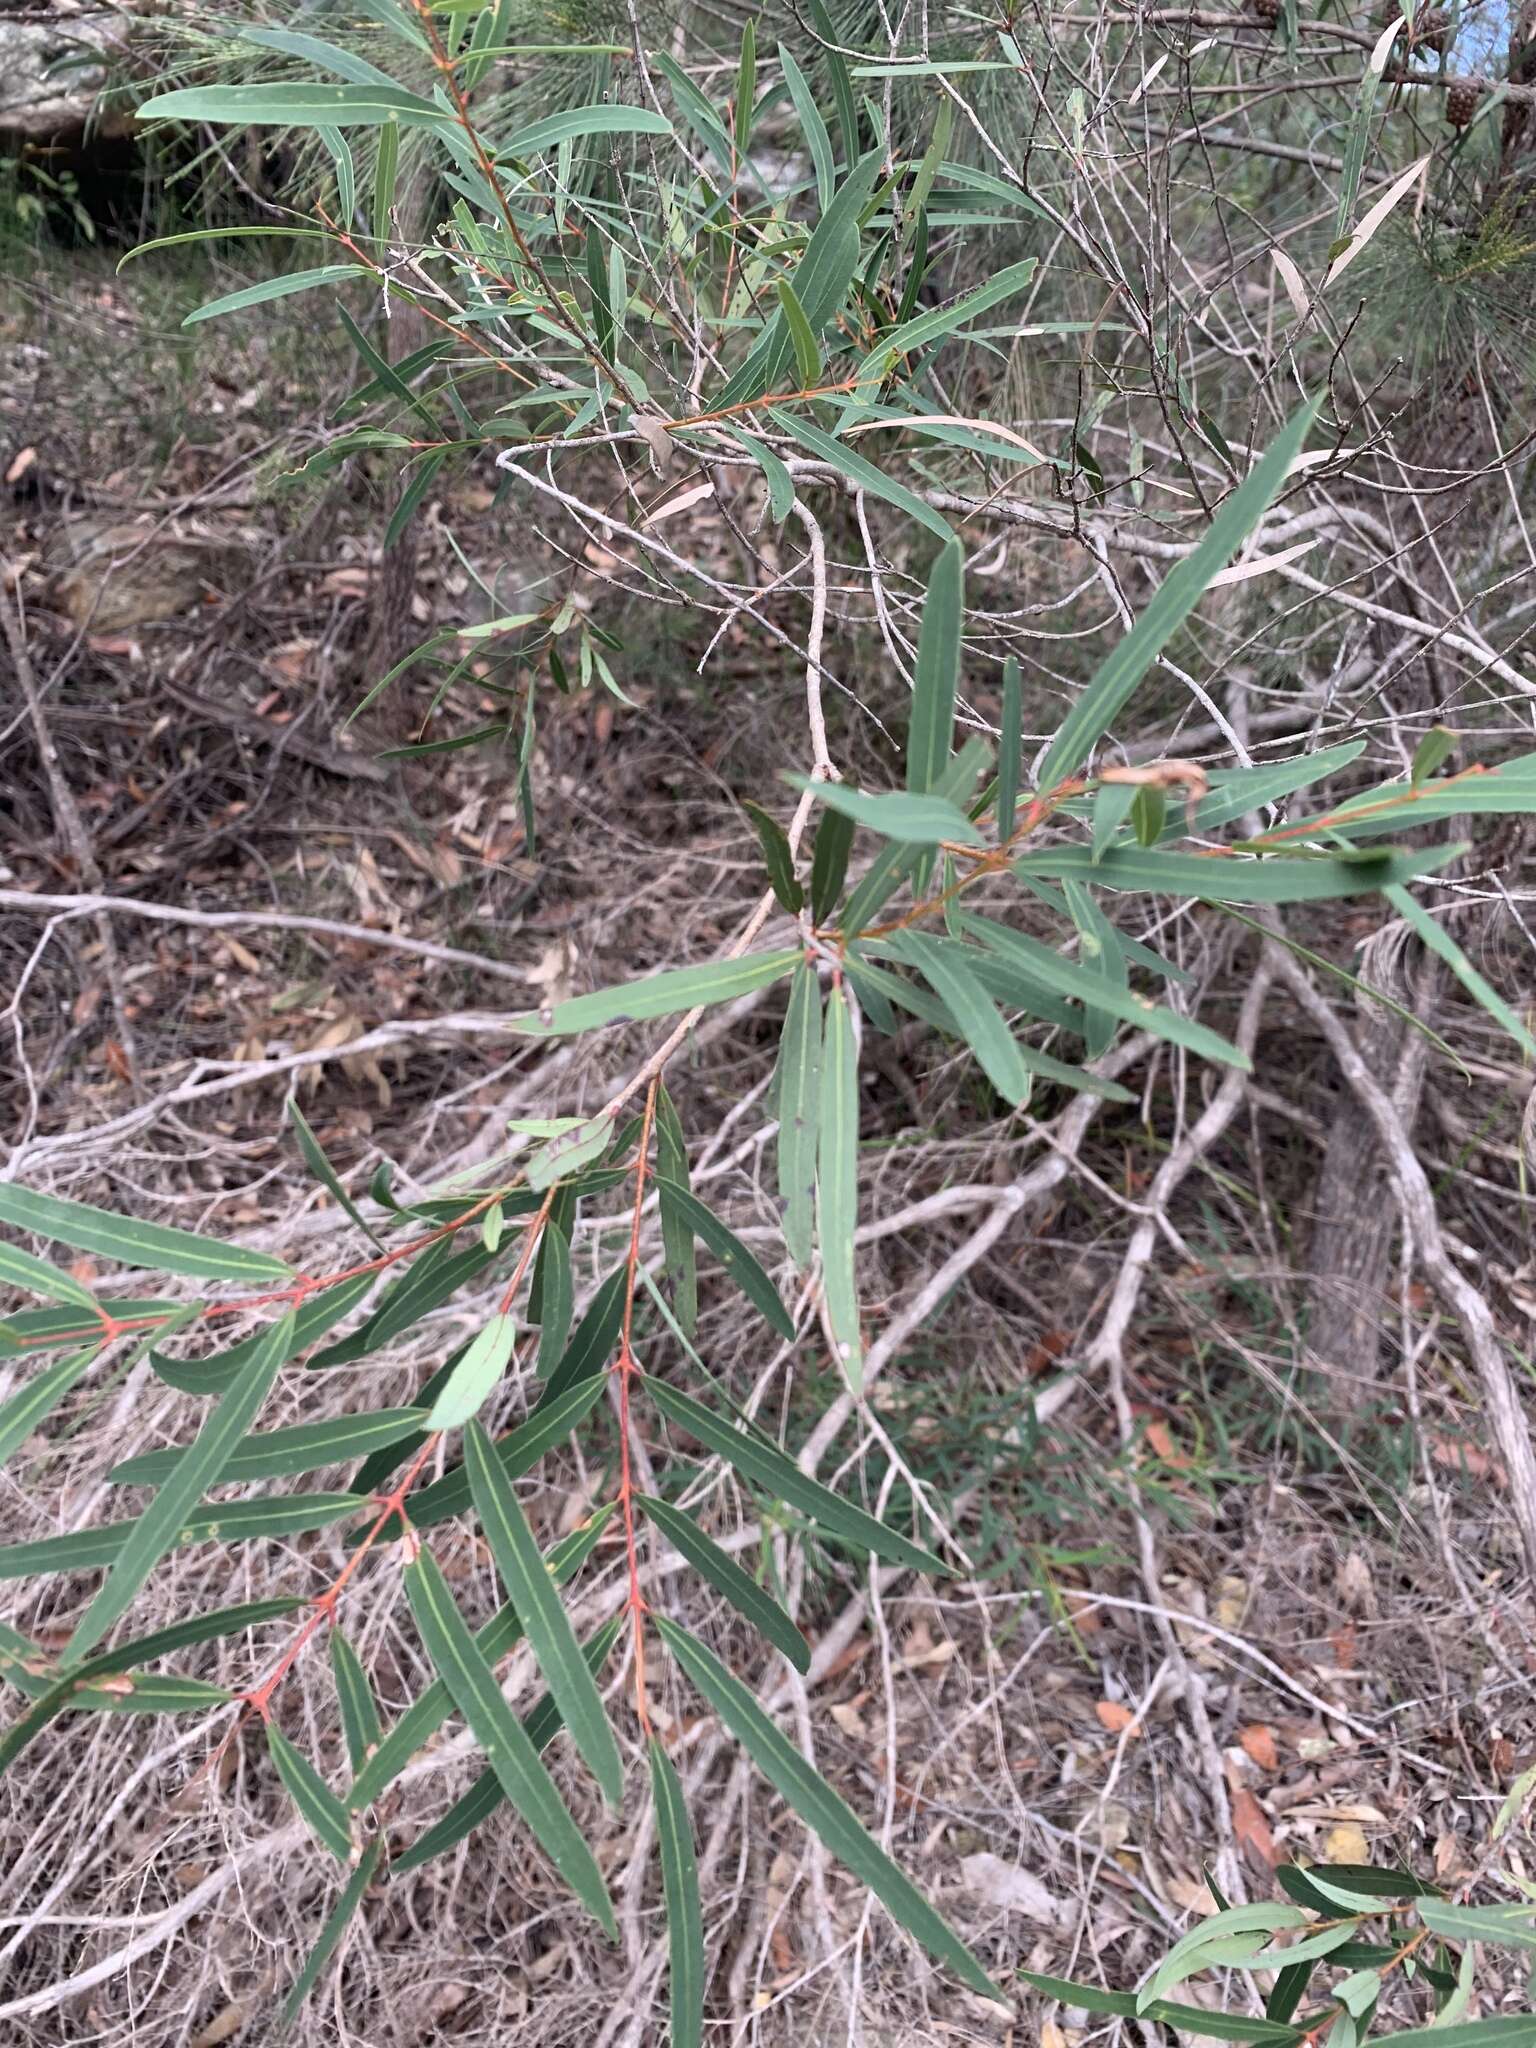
xmin=4 ymin=0 xmax=1536 ymax=2039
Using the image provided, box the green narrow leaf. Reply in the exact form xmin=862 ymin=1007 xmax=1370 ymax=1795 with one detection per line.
xmin=287 ymin=1102 xmax=386 ymax=1251
xmin=907 ymin=541 xmax=964 ymax=803
xmin=1016 ymin=843 xmax=1460 ymax=903
xmin=156 ymin=1273 xmax=375 ymax=1395
xmin=818 ymin=984 xmax=861 ymax=1389
xmin=809 ymin=808 xmax=855 ymax=923
xmin=183 ymin=266 xmax=370 ymax=327
xmin=1384 ymin=885 xmax=1536 ymax=1058
xmin=838 ymin=737 xmax=992 ymax=937
xmin=658 ymin=1619 xmax=997 ymax=1998
xmin=855 ymin=258 xmax=1036 ymax=394
xmin=997 ymin=657 xmax=1022 ymax=841
xmin=715 ymin=152 xmax=883 ymax=408
xmin=654 ymin=1087 xmax=698 ymax=1339
xmin=789 ymin=781 xmax=983 ymax=847
xmin=0 ymin=1344 xmax=99 ymax=1465
xmin=513 ymin=950 xmax=800 ymax=1037
xmin=538 ymin=1266 xmax=627 ymax=1402
xmin=775 ymin=279 xmax=822 ymax=387
xmin=372 ymin=116 xmax=398 ymax=245
xmin=351 ymin=1515 xmax=615 ymax=1811
xmin=639 ymin=1495 xmax=808 ymax=1672
xmin=0 ymin=1184 xmax=293 ymax=1283
xmin=1091 ymin=783 xmax=1138 ymax=861
xmin=427 ymin=1313 xmax=516 ymax=1433
xmin=108 ymin=1407 xmax=426 ymax=1488
xmin=0 ymin=1493 xmax=365 ymax=1584
xmin=409 ymin=1377 xmax=607 ymax=1534
xmin=269 ymin=1726 xmax=354 ymax=1863
xmin=68 ymin=1310 xmax=295 ymax=1658
xmin=650 ymin=1177 xmax=794 ymax=1341
xmin=643 ymin=1378 xmax=945 ymax=1573
xmin=72 ymin=1673 xmax=232 ymax=1714
xmin=140 ymin=82 xmax=446 ymax=127
xmin=405 ymin=1545 xmax=616 ymax=1934
xmin=742 ymin=801 xmax=804 ymax=915
xmin=0 ymin=1239 xmax=98 ymax=1310
xmin=393 ymin=1616 xmax=623 ymax=1872
xmin=734 ymin=16 xmax=757 ymax=147
xmin=1039 ymin=401 xmax=1318 ymax=787
xmin=500 ymin=104 xmax=672 ymax=158
xmin=776 ymin=962 xmax=822 ymax=1270
xmin=650 ymin=1734 xmax=705 ymax=2048
xmin=960 ymin=915 xmax=1249 ymax=1068
xmin=1411 ymin=726 xmax=1457 ymax=787
xmin=527 ymin=1113 xmax=616 ymax=1190
xmin=533 ymin=1220 xmax=575 ymax=1376
xmin=771 ymin=409 xmax=953 ymax=540
xmin=884 ymin=932 xmax=1030 ymax=1107
xmin=1019 ymin=1971 xmax=1306 ymax=2042
xmin=464 ymin=1421 xmax=624 ymax=1805
xmin=804 ymin=0 xmax=859 ymax=162
xmin=725 ymin=424 xmax=796 ymax=523
xmin=331 ymin=1631 xmax=381 ymax=1772
xmin=779 ymin=42 xmax=834 ymax=209
xmin=279 ymin=1837 xmax=382 ymax=2032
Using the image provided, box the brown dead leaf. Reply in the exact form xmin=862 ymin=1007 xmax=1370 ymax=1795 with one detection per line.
xmin=6 ymin=446 xmax=37 ymax=486
xmin=1430 ymin=1433 xmax=1503 ymax=1485
xmin=1324 ymin=1821 xmax=1371 ymax=1864
xmin=1239 ymin=1724 xmax=1280 ymax=1772
xmin=1144 ymin=1418 xmax=1193 ymax=1469
xmin=190 ymin=2006 xmax=246 ymax=2047
xmin=221 ymin=936 xmax=263 ymax=975
xmin=1231 ymin=1787 xmax=1279 ymax=1872
xmin=1095 ymin=1699 xmax=1141 ymax=1737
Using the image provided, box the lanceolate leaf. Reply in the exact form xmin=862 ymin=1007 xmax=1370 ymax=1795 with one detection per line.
xmin=392 ymin=1617 xmax=622 ymax=1873
xmin=654 ymin=1087 xmax=698 ymax=1338
xmin=464 ymin=1420 xmax=624 ymax=1805
xmin=405 ymin=1546 xmax=617 ymax=1935
xmin=0 ymin=1297 xmax=177 ymax=1361
xmin=742 ymin=801 xmax=804 ymax=915
xmin=287 ymin=1098 xmax=384 ymax=1249
xmin=643 ymin=1378 xmax=946 ymax=1573
xmin=855 ymin=259 xmax=1038 ymax=392
xmin=538 ymin=1266 xmax=628 ymax=1403
xmin=810 ymin=808 xmax=855 ymax=924
xmin=0 ymin=1493 xmax=364 ymax=1581
xmin=279 ymin=1838 xmax=383 ymax=2033
xmin=907 ymin=539 xmax=964 ymax=800
xmin=771 ymin=410 xmax=953 ymax=540
xmin=1014 ymin=843 xmax=1461 ymax=902
xmin=512 ymin=951 xmax=800 ymax=1036
xmin=884 ymin=932 xmax=1031 ymax=1107
xmin=0 ymin=1345 xmax=99 ymax=1466
xmin=0 ymin=1239 xmax=97 ymax=1310
xmin=183 ymin=266 xmax=371 ymax=326
xmin=140 ymin=82 xmax=447 ymax=128
xmin=500 ymin=105 xmax=673 ymax=156
xmin=776 ymin=962 xmax=822 ymax=1270
xmin=649 ymin=1735 xmax=705 ymax=2048
xmin=650 ymin=1177 xmax=795 ymax=1341
xmin=997 ymin=657 xmax=1022 ymax=840
xmin=532 ymin=1219 xmax=575 ymax=1376
xmin=155 ymin=1273 xmax=376 ymax=1395
xmin=313 ymin=1242 xmax=494 ymax=1371
xmin=331 ymin=1630 xmax=381 ymax=1772
xmin=1039 ymin=401 xmax=1318 ymax=787
xmin=638 ymin=1495 xmax=808 ymax=1672
xmin=960 ymin=915 xmax=1248 ymax=1068
xmin=269 ymin=1727 xmax=354 ymax=1863
xmin=108 ymin=1407 xmax=427 ymax=1488
xmin=790 ymin=779 xmax=983 ymax=848
xmin=71 ymin=1673 xmax=232 ymax=1714
xmin=818 ymin=984 xmax=862 ymax=1389
xmin=68 ymin=1311 xmax=295 ymax=1658
xmin=657 ymin=1619 xmax=999 ymax=2000
xmin=1018 ymin=1971 xmax=1304 ymax=2043
xmin=0 ymin=1184 xmax=293 ymax=1283
xmin=407 ymin=1375 xmax=608 ymax=1533
xmin=427 ymin=1313 xmax=516 ymax=1433
xmin=1384 ymin=884 xmax=1536 ymax=1058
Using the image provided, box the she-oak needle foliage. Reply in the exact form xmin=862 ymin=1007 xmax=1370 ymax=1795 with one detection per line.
xmin=4 ymin=1 xmax=1536 ymax=2038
